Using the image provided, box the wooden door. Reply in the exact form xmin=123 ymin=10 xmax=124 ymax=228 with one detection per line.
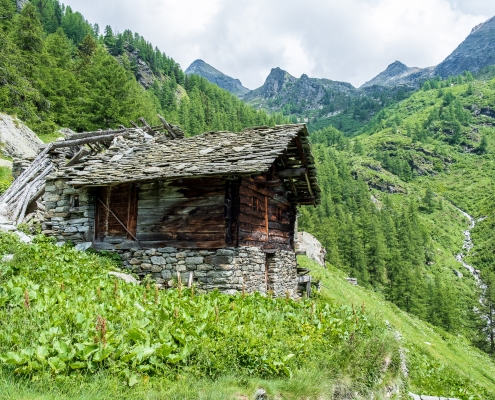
xmin=95 ymin=183 xmax=138 ymax=242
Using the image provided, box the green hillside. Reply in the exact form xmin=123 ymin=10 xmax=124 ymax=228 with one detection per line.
xmin=299 ymin=256 xmax=495 ymax=399
xmin=1 ymin=0 xmax=495 ymax=398
xmin=1 ymin=234 xmax=494 ymax=399
xmin=0 ymin=233 xmax=403 ymax=400
xmin=301 ymin=74 xmax=495 ymax=355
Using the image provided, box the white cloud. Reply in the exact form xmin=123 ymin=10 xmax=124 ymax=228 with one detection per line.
xmin=62 ymin=0 xmax=495 ymax=88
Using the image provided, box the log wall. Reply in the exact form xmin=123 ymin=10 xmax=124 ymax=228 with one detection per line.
xmin=135 ymin=178 xmax=226 ymax=248
xmin=238 ymin=176 xmax=294 ymax=251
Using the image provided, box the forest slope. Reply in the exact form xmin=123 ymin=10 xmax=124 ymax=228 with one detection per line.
xmin=0 ymin=0 xmax=286 ymax=138
xmin=300 ymin=74 xmax=495 ymax=355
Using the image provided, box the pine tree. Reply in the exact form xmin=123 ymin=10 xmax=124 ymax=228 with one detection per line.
xmin=0 ymin=0 xmax=16 ymax=33
xmin=422 ymin=186 xmax=436 ymax=213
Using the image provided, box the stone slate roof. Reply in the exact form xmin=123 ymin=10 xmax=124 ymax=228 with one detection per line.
xmin=49 ymin=124 xmax=320 ymax=204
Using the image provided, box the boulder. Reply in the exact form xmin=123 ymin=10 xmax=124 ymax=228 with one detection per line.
xmin=108 ymin=271 xmax=139 ymax=285
xmin=295 ymin=231 xmax=326 ymax=266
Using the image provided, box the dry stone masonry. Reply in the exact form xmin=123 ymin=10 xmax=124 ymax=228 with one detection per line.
xmin=42 ymin=180 xmax=94 ymax=243
xmin=119 ymin=247 xmax=298 ymax=296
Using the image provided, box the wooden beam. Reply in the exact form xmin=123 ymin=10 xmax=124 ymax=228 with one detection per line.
xmin=50 ymin=134 xmax=126 ymax=149
xmin=139 ymin=117 xmax=155 ymax=136
xmin=66 ymin=148 xmax=90 ymax=167
xmin=289 ymin=196 xmax=316 ymax=205
xmin=157 ymin=114 xmax=177 ymax=139
xmin=66 ymin=128 xmax=129 ymax=141
xmin=295 ymin=136 xmax=314 ymax=202
xmin=265 ymin=195 xmax=269 ymax=242
xmin=277 ymin=168 xmax=307 ymax=178
xmin=279 ymin=153 xmax=298 ymax=197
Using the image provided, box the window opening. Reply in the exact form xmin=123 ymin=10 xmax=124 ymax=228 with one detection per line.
xmin=251 ymin=196 xmax=263 ymax=213
xmin=70 ymin=195 xmax=80 ymax=208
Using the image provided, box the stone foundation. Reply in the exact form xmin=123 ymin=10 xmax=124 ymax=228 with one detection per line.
xmin=121 ymin=246 xmax=298 ymax=297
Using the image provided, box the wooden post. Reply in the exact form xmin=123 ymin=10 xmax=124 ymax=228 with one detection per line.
xmin=157 ymin=114 xmax=178 ymax=139
xmin=265 ymin=195 xmax=269 ymax=242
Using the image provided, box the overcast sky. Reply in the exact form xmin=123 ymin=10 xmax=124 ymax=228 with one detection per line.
xmin=62 ymin=0 xmax=495 ymax=89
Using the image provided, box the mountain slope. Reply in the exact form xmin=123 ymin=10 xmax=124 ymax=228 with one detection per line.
xmin=300 ymin=256 xmax=495 ymax=399
xmin=435 ymin=16 xmax=495 ymax=78
xmin=185 ymin=59 xmax=250 ymax=97
xmin=0 ymin=1 xmax=286 ymax=138
xmin=188 ymin=62 xmax=416 ymax=133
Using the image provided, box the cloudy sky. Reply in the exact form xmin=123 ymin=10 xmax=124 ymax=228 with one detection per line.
xmin=62 ymin=0 xmax=495 ymax=89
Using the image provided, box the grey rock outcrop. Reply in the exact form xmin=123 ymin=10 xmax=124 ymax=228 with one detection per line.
xmin=243 ymin=67 xmax=355 ymax=113
xmin=124 ymin=49 xmax=156 ymax=89
xmin=361 ymin=61 xmax=434 ymax=88
xmin=16 ymin=0 xmax=28 ymax=10
xmin=296 ymin=231 xmax=326 ymax=266
xmin=250 ymin=67 xmax=297 ymax=98
xmin=435 ymin=16 xmax=495 ymax=78
xmin=0 ymin=114 xmax=42 ymax=159
xmin=185 ymin=59 xmax=250 ymax=97
xmin=366 ymin=15 xmax=495 ymax=89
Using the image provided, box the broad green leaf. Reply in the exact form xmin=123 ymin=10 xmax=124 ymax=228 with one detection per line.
xmin=127 ymin=328 xmax=147 ymax=343
xmin=166 ymin=353 xmax=183 ymax=364
xmin=70 ymin=361 xmax=86 ymax=370
xmin=35 ymin=346 xmax=49 ymax=363
xmin=155 ymin=343 xmax=173 ymax=358
xmin=3 ymin=352 xmax=27 ymax=365
xmin=135 ymin=346 xmax=154 ymax=361
xmin=92 ymin=346 xmax=113 ymax=362
xmin=79 ymin=345 xmax=98 ymax=360
xmin=128 ymin=374 xmax=139 ymax=387
xmin=48 ymin=357 xmax=66 ymax=374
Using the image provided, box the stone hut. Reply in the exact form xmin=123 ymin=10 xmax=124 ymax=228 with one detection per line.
xmin=37 ymin=123 xmax=320 ymax=295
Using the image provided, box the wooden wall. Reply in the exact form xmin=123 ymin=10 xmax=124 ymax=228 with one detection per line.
xmin=93 ymin=174 xmax=295 ymax=251
xmin=135 ymin=177 xmax=226 ymax=248
xmin=237 ymin=176 xmax=294 ymax=251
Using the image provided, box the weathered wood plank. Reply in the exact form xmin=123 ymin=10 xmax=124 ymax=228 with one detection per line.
xmin=137 ymin=232 xmax=224 ymax=241
xmin=92 ymin=240 xmax=227 ymax=250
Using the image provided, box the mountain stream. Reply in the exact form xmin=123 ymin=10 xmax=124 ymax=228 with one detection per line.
xmin=452 ymin=205 xmax=486 ymax=290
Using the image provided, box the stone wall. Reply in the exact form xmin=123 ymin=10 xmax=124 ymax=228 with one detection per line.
xmin=121 ymin=246 xmax=298 ymax=297
xmin=266 ymin=251 xmax=298 ymax=297
xmin=42 ymin=179 xmax=95 ymax=243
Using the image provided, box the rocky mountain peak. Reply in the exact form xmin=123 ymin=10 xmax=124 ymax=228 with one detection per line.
xmin=261 ymin=68 xmax=296 ymax=97
xmin=360 ymin=60 xmax=430 ymax=88
xmin=384 ymin=61 xmax=409 ymax=74
xmin=185 ymin=59 xmax=250 ymax=97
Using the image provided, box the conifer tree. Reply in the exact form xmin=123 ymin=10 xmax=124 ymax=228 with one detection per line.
xmin=422 ymin=186 xmax=436 ymax=213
